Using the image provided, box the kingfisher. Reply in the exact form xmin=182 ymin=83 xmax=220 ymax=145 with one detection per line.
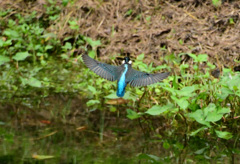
xmin=82 ymin=53 xmax=170 ymax=97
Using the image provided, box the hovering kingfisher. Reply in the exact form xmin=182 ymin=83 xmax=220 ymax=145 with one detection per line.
xmin=82 ymin=54 xmax=170 ymax=97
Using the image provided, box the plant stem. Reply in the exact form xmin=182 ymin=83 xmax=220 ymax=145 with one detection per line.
xmin=100 ymin=109 xmax=105 ymax=142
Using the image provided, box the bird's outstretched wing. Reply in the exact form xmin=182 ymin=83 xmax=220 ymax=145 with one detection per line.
xmin=82 ymin=54 xmax=120 ymax=81
xmin=126 ymin=68 xmax=170 ymax=87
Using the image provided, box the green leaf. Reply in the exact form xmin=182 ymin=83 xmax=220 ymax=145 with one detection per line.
xmin=171 ymin=96 xmax=189 ymax=110
xmin=136 ymin=62 xmax=148 ymax=72
xmin=226 ymin=74 xmax=240 ymax=90
xmin=45 ymin=45 xmax=53 ymax=51
xmin=196 ymin=54 xmax=208 ymax=62
xmin=186 ymin=53 xmax=197 ymax=61
xmin=180 ymin=64 xmax=189 ymax=70
xmin=136 ymin=53 xmax=144 ymax=61
xmin=176 ymin=85 xmax=197 ymax=97
xmin=216 ymin=87 xmax=233 ymax=100
xmin=138 ymin=153 xmax=160 ymax=162
xmin=122 ymin=91 xmax=138 ymax=101
xmin=145 ymin=104 xmax=173 ymax=116
xmin=145 ymin=105 xmax=165 ymax=115
xmin=205 ymin=112 xmax=222 ymax=122
xmin=0 ymin=55 xmax=10 ymax=65
xmin=194 ymin=147 xmax=207 ymax=155
xmin=3 ymin=29 xmax=19 ymax=39
xmin=190 ymin=126 xmax=207 ymax=136
xmin=0 ymin=39 xmax=12 ymax=47
xmin=184 ymin=53 xmax=208 ymax=63
xmin=212 ymin=0 xmax=222 ymax=7
xmin=84 ymin=37 xmax=101 ymax=49
xmin=172 ymin=76 xmax=179 ymax=89
xmin=155 ymin=64 xmax=168 ymax=70
xmin=203 ymin=103 xmax=216 ymax=116
xmin=174 ymin=142 xmax=184 ymax=150
xmin=62 ymin=0 xmax=69 ymax=6
xmin=68 ymin=20 xmax=79 ymax=30
xmin=20 ymin=77 xmax=28 ymax=86
xmin=88 ymin=50 xmax=96 ymax=58
xmin=215 ymin=130 xmax=232 ymax=139
xmin=105 ymin=92 xmax=119 ymax=99
xmin=188 ymin=110 xmax=211 ymax=127
xmin=236 ymin=90 xmax=240 ymax=97
xmin=188 ymin=53 xmax=208 ymax=63
xmin=193 ymin=64 xmax=198 ymax=71
xmin=0 ymin=121 xmax=6 ymax=125
xmin=207 ymin=62 xmax=216 ymax=69
xmin=163 ymin=142 xmax=170 ymax=149
xmin=60 ymin=54 xmax=69 ymax=59
xmin=202 ymin=103 xmax=225 ymax=122
xmin=229 ymin=18 xmax=234 ymax=24
xmin=161 ymin=84 xmax=176 ymax=96
xmin=189 ymin=103 xmax=200 ymax=111
xmin=126 ymin=109 xmax=142 ymax=120
xmin=62 ymin=42 xmax=72 ymax=50
xmin=218 ymin=107 xmax=231 ymax=114
xmin=88 ymin=85 xmax=97 ymax=94
xmin=12 ymin=52 xmax=30 ymax=61
xmin=197 ymin=92 xmax=208 ymax=100
xmin=179 ymin=39 xmax=183 ymax=45
xmin=86 ymin=100 xmax=100 ymax=107
xmin=28 ymin=77 xmax=41 ymax=87
xmin=204 ymin=107 xmax=230 ymax=122
xmin=41 ymin=33 xmax=57 ymax=39
xmin=125 ymin=9 xmax=133 ymax=16
xmin=32 ymin=154 xmax=55 ymax=160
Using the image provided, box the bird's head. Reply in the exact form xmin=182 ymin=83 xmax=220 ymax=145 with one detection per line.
xmin=122 ymin=57 xmax=132 ymax=64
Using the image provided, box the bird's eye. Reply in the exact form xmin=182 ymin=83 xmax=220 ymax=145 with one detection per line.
xmin=129 ymin=60 xmax=132 ymax=64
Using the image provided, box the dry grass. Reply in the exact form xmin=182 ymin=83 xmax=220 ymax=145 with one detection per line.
xmin=1 ymin=0 xmax=240 ymax=68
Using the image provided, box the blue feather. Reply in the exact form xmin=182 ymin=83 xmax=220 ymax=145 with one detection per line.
xmin=117 ymin=64 xmax=128 ymax=97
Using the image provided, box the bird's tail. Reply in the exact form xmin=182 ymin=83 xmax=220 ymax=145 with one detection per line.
xmin=116 ymin=85 xmax=126 ymax=97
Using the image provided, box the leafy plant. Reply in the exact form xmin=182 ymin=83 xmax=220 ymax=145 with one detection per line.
xmin=212 ymin=0 xmax=222 ymax=7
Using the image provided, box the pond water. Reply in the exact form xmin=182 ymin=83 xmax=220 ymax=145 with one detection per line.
xmin=0 ymin=99 xmax=238 ymax=164
xmin=0 ymin=122 xmax=238 ymax=164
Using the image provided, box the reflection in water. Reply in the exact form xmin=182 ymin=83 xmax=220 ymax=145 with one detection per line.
xmin=0 ymin=98 xmax=238 ymax=163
